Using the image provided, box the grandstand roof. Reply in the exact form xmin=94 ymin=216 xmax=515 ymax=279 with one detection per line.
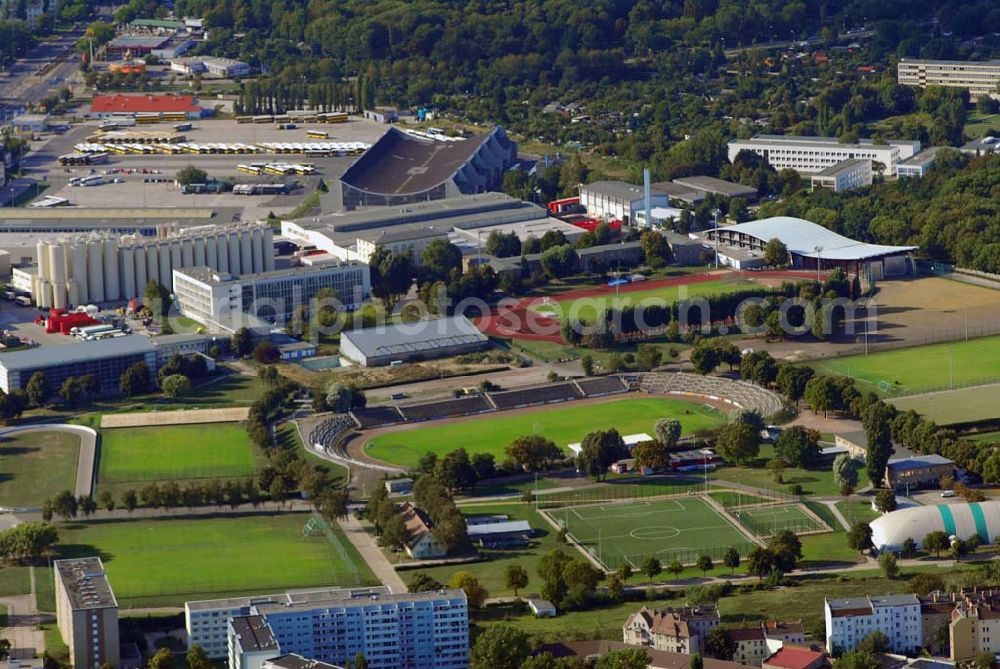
xmin=718 ymin=216 xmax=917 ymax=261
xmin=340 ymin=315 xmax=487 ymax=359
xmin=338 ymin=127 xmax=497 ymax=196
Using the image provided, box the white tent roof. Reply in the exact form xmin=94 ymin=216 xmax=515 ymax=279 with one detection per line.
xmin=870 ymin=501 xmax=1000 ymax=552
xmin=721 ymin=216 xmax=917 ymax=261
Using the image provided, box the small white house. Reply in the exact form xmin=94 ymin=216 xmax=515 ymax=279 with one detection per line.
xmin=527 ymin=598 xmax=557 ymax=618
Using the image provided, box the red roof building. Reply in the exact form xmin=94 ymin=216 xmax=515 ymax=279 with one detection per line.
xmin=90 ymin=94 xmax=202 ymax=118
xmin=762 ymin=647 xmax=828 ymax=669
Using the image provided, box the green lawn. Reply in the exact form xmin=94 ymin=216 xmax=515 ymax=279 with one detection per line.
xmin=970 ymin=431 xmax=1000 ymax=443
xmin=964 ymin=111 xmax=1000 ymax=138
xmin=35 ymin=564 xmax=55 ymax=612
xmin=366 ymin=397 xmax=725 ymax=469
xmin=528 ymin=278 xmax=766 ymax=322
xmin=713 ymin=444 xmax=870 ymax=497
xmin=0 ymin=431 xmax=80 ymax=507
xmin=55 ymin=513 xmax=377 ymax=607
xmin=0 ymin=565 xmax=31 ymax=597
xmin=511 ymin=336 xmax=689 ymax=368
xmin=559 ymin=497 xmax=754 ymax=569
xmin=836 ymin=499 xmax=881 ymax=525
xmin=813 ymin=336 xmax=1000 ymax=396
xmin=889 ymin=384 xmax=1000 ymax=425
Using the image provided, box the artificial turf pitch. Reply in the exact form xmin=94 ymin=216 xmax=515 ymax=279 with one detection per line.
xmin=97 ymin=423 xmax=260 ymax=489
xmin=556 ymin=497 xmax=754 ymax=569
xmin=56 ymin=513 xmax=377 ymax=606
xmin=365 ymin=397 xmax=726 ymax=469
xmin=732 ymin=504 xmax=824 ymax=538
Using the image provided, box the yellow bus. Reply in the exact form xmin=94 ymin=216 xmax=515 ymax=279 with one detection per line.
xmin=237 ymin=164 xmax=262 ymax=175
xmin=306 ymin=130 xmax=329 ymax=139
xmin=161 ymin=112 xmax=187 ymax=122
xmin=236 ymin=116 xmax=254 ymax=124
xmin=319 ymin=112 xmax=348 ymax=123
xmin=135 ymin=114 xmax=160 ymax=124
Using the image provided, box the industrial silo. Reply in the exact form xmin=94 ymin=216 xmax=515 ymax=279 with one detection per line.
xmin=180 ymin=238 xmax=193 ymax=267
xmin=71 ymin=241 xmax=89 ymax=303
xmin=52 ymin=281 xmax=67 ymax=309
xmin=134 ymin=244 xmax=148 ymax=295
xmin=120 ymin=245 xmax=136 ymax=299
xmin=67 ymin=279 xmax=80 ymax=307
xmin=37 ymin=279 xmax=52 ymax=309
xmin=250 ymin=227 xmax=264 ymax=273
xmin=49 ymin=241 xmax=67 ymax=284
xmin=36 ymin=241 xmax=50 ymax=280
xmin=158 ymin=242 xmax=171 ymax=287
xmin=193 ymin=236 xmax=206 ymax=266
xmin=146 ymin=245 xmax=159 ymax=291
xmin=263 ymin=227 xmax=275 ymax=272
xmin=170 ymin=239 xmax=182 ymax=272
xmin=205 ymin=234 xmax=217 ymax=269
xmin=216 ymin=234 xmax=229 ymax=272
xmin=87 ymin=239 xmax=105 ymax=303
xmin=104 ymin=238 xmax=121 ymax=302
xmin=228 ymin=231 xmax=241 ymax=274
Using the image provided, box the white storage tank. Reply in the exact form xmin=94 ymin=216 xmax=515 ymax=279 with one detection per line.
xmin=120 ymin=246 xmax=136 ymax=299
xmin=49 ymin=242 xmax=67 ymax=283
xmin=134 ymin=244 xmax=148 ymax=294
xmin=52 ymin=281 xmax=67 ymax=309
xmin=216 ymin=235 xmax=229 ymax=272
xmin=38 ymin=279 xmax=52 ymax=309
xmin=146 ymin=245 xmax=159 ymax=290
xmin=36 ymin=241 xmax=50 ymax=279
xmin=87 ymin=240 xmax=105 ymax=303
xmin=158 ymin=243 xmax=171 ymax=287
xmin=180 ymin=238 xmax=193 ymax=267
xmin=104 ymin=238 xmax=120 ymax=302
xmin=205 ymin=235 xmax=217 ymax=269
xmin=251 ymin=227 xmax=264 ymax=273
xmin=194 ymin=237 xmax=206 ymax=266
xmin=239 ymin=229 xmax=253 ymax=274
xmin=71 ymin=242 xmax=89 ymax=303
xmin=263 ymin=227 xmax=275 ymax=272
xmin=170 ymin=239 xmax=182 ymax=271
xmin=228 ymin=231 xmax=241 ymax=274
xmin=67 ymin=279 xmax=80 ymax=307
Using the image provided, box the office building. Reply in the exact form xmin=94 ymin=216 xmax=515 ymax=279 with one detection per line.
xmin=579 ymin=181 xmax=670 ymax=225
xmin=809 ymin=159 xmax=873 ymax=192
xmin=727 ymin=135 xmax=919 ymax=176
xmin=173 ymin=261 xmax=369 ymax=332
xmin=623 ymin=605 xmax=720 ymax=654
xmin=54 ymin=557 xmax=120 ymax=669
xmin=884 ymin=454 xmax=955 ymax=490
xmin=898 ymin=59 xmax=1000 ymax=98
xmin=896 ymin=147 xmax=943 ymax=178
xmin=339 ymin=315 xmax=488 ymax=367
xmin=824 ymin=595 xmax=922 ymax=654
xmin=0 ymin=336 xmax=157 ymax=394
xmin=354 ymin=227 xmax=449 ymax=266
xmin=189 ymin=587 xmax=468 ymax=669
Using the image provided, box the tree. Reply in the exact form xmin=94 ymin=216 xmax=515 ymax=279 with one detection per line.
xmin=350 ymin=653 xmax=369 ymax=669
xmin=834 ymin=651 xmax=880 ymax=669
xmin=596 ymin=648 xmax=650 ymax=669
xmin=503 ymin=563 xmax=528 ymax=597
xmin=715 ymin=422 xmax=760 ymax=464
xmin=231 ymin=327 xmax=255 ymax=356
xmin=776 ymin=364 xmax=814 ymax=402
xmin=581 ymin=355 xmax=594 ymax=376
xmin=723 ymin=546 xmax=740 ymax=574
xmin=420 ymin=239 xmax=463 ymax=280
xmin=617 ymin=563 xmax=633 ymax=584
xmin=485 ymin=230 xmax=521 ymax=258
xmin=696 ymin=554 xmax=713 ymax=575
xmin=804 ymin=376 xmax=838 ymax=416
xmin=631 ymin=439 xmax=669 ymax=473
xmin=690 ymin=653 xmax=704 ymax=669
xmin=879 ymin=552 xmax=899 ymax=580
xmin=96 ymin=490 xmax=115 ymax=512
xmin=449 ymin=571 xmax=488 ymax=610
xmin=764 ymin=238 xmax=789 ymax=267
xmin=149 ymin=648 xmax=177 ymax=669
xmin=690 ymin=344 xmax=721 ymax=376
xmin=767 ymin=458 xmax=786 ymax=483
xmin=667 ymin=560 xmax=683 ymax=579
xmin=176 ymin=165 xmax=208 ymax=186
xmin=774 ymin=426 xmax=821 ymax=468
xmin=122 ymin=489 xmax=138 ymax=513
xmin=640 ymin=230 xmax=674 ymax=267
xmin=370 ymin=248 xmax=414 ymax=304
xmin=636 ymin=344 xmax=662 ymax=371
xmin=470 ymin=626 xmax=531 ymax=669
xmin=577 ymin=429 xmax=628 ymax=480
xmin=901 ymin=537 xmax=917 ymax=557
xmin=58 ymin=377 xmax=84 ymax=407
xmin=522 ymin=654 xmax=560 ymax=669
xmin=705 ymin=627 xmax=736 ymax=661
xmin=874 ymin=489 xmax=897 ymax=513
xmin=506 ymin=435 xmax=563 ymax=472
xmin=746 ymin=547 xmax=775 ymax=580
xmin=379 ymin=513 xmax=407 ymax=551
xmin=186 ymin=645 xmax=211 ymax=669
xmin=253 ymin=341 xmax=281 ymax=364
xmin=848 ymin=522 xmax=873 ymax=553
xmin=767 ymin=530 xmax=802 ymax=572
xmin=833 ymin=454 xmax=859 ymax=496
xmin=119 ymin=362 xmax=149 ymax=397
xmin=408 ymin=572 xmax=444 ymax=592
xmin=923 ymin=530 xmax=950 ymax=557
xmin=435 ymin=448 xmax=478 ymax=492
xmin=910 ymin=572 xmax=945 ymax=596
xmin=539 ymin=244 xmax=578 ymax=278
xmin=25 ymin=372 xmax=48 ymax=407
xmin=865 ymin=403 xmax=895 ymax=488
xmin=641 ymin=556 xmax=662 ymax=584
xmin=52 ymin=490 xmax=77 ymax=520
xmin=161 ymin=374 xmax=193 ymax=398
xmin=654 ymin=418 xmax=682 ymax=450
xmin=539 ymin=549 xmax=573 ymax=603
xmin=974 ymin=652 xmax=995 ymax=669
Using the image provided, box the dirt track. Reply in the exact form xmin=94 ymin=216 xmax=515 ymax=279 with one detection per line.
xmin=100 ymin=407 xmax=250 ymax=428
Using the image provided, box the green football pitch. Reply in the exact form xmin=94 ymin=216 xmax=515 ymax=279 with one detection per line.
xmin=529 ymin=279 xmax=764 ymax=322
xmin=814 ymin=336 xmax=1000 ymax=396
xmin=556 ymin=497 xmax=755 ymax=569
xmin=97 ymin=423 xmax=262 ymax=493
xmin=731 ymin=504 xmax=825 ymax=538
xmin=365 ymin=397 xmax=726 ymax=469
xmin=56 ymin=513 xmax=377 ymax=607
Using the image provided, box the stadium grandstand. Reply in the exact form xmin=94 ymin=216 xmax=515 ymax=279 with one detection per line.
xmin=331 ymin=126 xmax=517 ymax=210
xmin=706 ymin=216 xmax=918 ymax=278
xmin=307 ymin=414 xmax=357 ymax=451
xmin=870 ymin=501 xmax=1000 ymax=552
xmin=488 ymin=382 xmax=584 ymax=410
xmin=350 ymin=406 xmax=406 ymax=429
xmin=639 ymin=372 xmax=784 ymax=416
xmin=574 ymin=376 xmax=628 ymax=397
xmin=399 ymin=395 xmax=494 ymax=422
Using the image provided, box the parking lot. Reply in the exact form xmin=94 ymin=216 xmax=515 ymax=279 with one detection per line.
xmin=0 ymin=302 xmax=82 ymax=347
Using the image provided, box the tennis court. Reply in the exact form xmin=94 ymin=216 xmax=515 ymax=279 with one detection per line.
xmin=555 ymin=496 xmax=756 ymax=569
xmin=732 ymin=504 xmax=825 ymax=538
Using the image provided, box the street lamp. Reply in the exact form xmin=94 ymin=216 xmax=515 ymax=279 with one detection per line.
xmin=814 ymin=246 xmax=823 ymax=281
xmin=712 ymin=208 xmax=721 ymax=269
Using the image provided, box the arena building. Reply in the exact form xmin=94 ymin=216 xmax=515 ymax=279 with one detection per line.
xmin=339 ymin=315 xmax=488 ymax=367
xmin=869 ymin=501 xmax=1000 ymax=552
xmin=706 ymin=216 xmax=917 ymax=278
xmin=331 ymin=127 xmax=517 ymax=210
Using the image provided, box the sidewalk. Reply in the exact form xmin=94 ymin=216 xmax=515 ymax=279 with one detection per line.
xmin=338 ymin=514 xmax=408 ymax=594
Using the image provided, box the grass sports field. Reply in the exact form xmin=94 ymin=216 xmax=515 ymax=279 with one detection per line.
xmin=556 ymin=497 xmax=754 ymax=569
xmin=97 ymin=423 xmax=261 ymax=494
xmin=366 ymin=397 xmax=726 ymax=469
xmin=0 ymin=431 xmax=80 ymax=507
xmin=732 ymin=504 xmax=825 ymax=538
xmin=889 ymin=384 xmax=1000 ymax=425
xmin=56 ymin=513 xmax=376 ymax=607
xmin=814 ymin=336 xmax=1000 ymax=396
xmin=529 ymin=278 xmax=763 ymax=322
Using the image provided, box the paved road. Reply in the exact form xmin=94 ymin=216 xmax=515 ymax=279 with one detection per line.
xmin=338 ymin=513 xmax=408 ymax=594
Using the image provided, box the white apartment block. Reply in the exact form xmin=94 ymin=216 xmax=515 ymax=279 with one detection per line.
xmin=825 ymin=595 xmax=922 ymax=655
xmin=810 ymin=159 xmax=873 ymax=192
xmin=191 ymin=587 xmax=469 ymax=669
xmin=898 ymin=59 xmax=1000 ymax=98
xmin=727 ymin=135 xmax=919 ymax=176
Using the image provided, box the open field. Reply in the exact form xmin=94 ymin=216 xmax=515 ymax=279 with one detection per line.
xmin=365 ymin=397 xmax=725 ymax=469
xmin=97 ymin=423 xmax=261 ymax=495
xmin=732 ymin=504 xmax=825 ymax=538
xmin=56 ymin=513 xmax=377 ymax=607
xmin=890 ymin=384 xmax=1000 ymax=425
xmin=713 ymin=444 xmax=869 ymax=497
xmin=964 ymin=112 xmax=1000 ymax=138
xmin=0 ymin=431 xmax=79 ymax=507
xmin=556 ymin=497 xmax=755 ymax=569
xmin=970 ymin=431 xmax=1000 ymax=443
